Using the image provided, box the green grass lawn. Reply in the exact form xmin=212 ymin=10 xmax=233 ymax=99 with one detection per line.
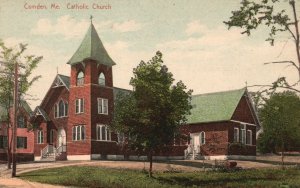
xmin=20 ymin=166 xmax=300 ymax=188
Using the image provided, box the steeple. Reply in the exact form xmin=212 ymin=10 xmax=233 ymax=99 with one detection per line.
xmin=67 ymin=19 xmax=116 ymax=66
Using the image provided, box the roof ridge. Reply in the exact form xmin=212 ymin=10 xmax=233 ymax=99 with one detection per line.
xmin=113 ymin=86 xmax=132 ymax=92
xmin=57 ymin=74 xmax=70 ymax=78
xmin=192 ymin=87 xmax=246 ymax=97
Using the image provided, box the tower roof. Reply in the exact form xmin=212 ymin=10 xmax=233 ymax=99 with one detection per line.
xmin=67 ymin=23 xmax=116 ymax=66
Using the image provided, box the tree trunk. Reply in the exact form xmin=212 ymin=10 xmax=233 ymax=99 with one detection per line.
xmin=6 ymin=125 xmax=11 ymax=169
xmin=281 ymin=150 xmax=285 ymax=169
xmin=148 ymin=151 xmax=153 ymax=178
xmin=281 ymin=143 xmax=285 ymax=169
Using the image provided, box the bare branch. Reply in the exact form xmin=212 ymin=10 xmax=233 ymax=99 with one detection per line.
xmin=248 ymin=84 xmax=300 ymax=93
xmin=286 ymin=25 xmax=297 ymax=41
xmin=264 ymin=60 xmax=299 ymax=69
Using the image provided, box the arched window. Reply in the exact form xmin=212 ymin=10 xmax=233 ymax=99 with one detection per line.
xmin=65 ymin=102 xmax=68 ymax=117
xmin=54 ymin=104 xmax=59 ymax=118
xmin=59 ymin=100 xmax=65 ymax=117
xmin=98 ymin=73 xmax=105 ymax=86
xmin=77 ymin=71 xmax=84 ymax=86
xmin=200 ymin=131 xmax=205 ymax=145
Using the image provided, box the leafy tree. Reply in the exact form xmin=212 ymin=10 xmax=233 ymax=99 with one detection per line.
xmin=112 ymin=51 xmax=192 ymax=177
xmin=224 ymin=0 xmax=300 ymax=94
xmin=258 ymin=91 xmax=300 ymax=167
xmin=0 ymin=40 xmax=42 ymax=170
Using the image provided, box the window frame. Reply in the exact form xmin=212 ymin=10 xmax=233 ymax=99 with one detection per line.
xmin=75 ymin=98 xmax=84 ymax=114
xmin=37 ymin=130 xmax=44 ymax=144
xmin=54 ymin=100 xmax=68 ymax=118
xmin=65 ymin=102 xmax=68 ymax=116
xmin=72 ymin=125 xmax=85 ymax=141
xmin=0 ymin=135 xmax=8 ymax=149
xmin=17 ymin=116 xmax=26 ymax=128
xmin=240 ymin=123 xmax=246 ymax=144
xmin=58 ymin=100 xmax=65 ymax=117
xmin=97 ymin=98 xmax=108 ymax=115
xmin=246 ymin=130 xmax=252 ymax=145
xmin=17 ymin=137 xmax=27 ymax=149
xmin=49 ymin=129 xmax=55 ymax=144
xmin=234 ymin=127 xmax=239 ymax=143
xmin=200 ymin=131 xmax=205 ymax=145
xmin=98 ymin=72 xmax=106 ymax=86
xmin=117 ymin=132 xmax=125 ymax=143
xmin=96 ymin=124 xmax=111 ymax=141
xmin=54 ymin=103 xmax=59 ymax=118
xmin=77 ymin=71 xmax=84 ymax=86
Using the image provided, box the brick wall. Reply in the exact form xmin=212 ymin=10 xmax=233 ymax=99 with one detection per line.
xmin=184 ymin=122 xmax=230 ymax=156
xmin=0 ymin=106 xmax=34 ymax=162
xmin=34 ymin=122 xmax=47 ymax=156
xmin=231 ymin=96 xmax=257 ymax=125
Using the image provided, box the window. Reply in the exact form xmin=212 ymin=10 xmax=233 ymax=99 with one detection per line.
xmin=0 ymin=136 xmax=8 ymax=149
xmin=234 ymin=128 xmax=239 ymax=142
xmin=59 ymin=100 xmax=65 ymax=117
xmin=54 ymin=101 xmax=68 ymax=118
xmin=65 ymin=102 xmax=68 ymax=116
xmin=246 ymin=130 xmax=252 ymax=145
xmin=117 ymin=132 xmax=125 ymax=143
xmin=17 ymin=137 xmax=27 ymax=149
xmin=98 ymin=73 xmax=106 ymax=86
xmin=98 ymin=98 xmax=108 ymax=115
xmin=75 ymin=98 xmax=84 ymax=114
xmin=17 ymin=116 xmax=26 ymax=128
xmin=96 ymin=124 xmax=111 ymax=141
xmin=37 ymin=130 xmax=43 ymax=144
xmin=240 ymin=124 xmax=246 ymax=144
xmin=72 ymin=125 xmax=85 ymax=141
xmin=200 ymin=131 xmax=205 ymax=145
xmin=54 ymin=104 xmax=59 ymax=118
xmin=49 ymin=129 xmax=55 ymax=144
xmin=77 ymin=71 xmax=84 ymax=86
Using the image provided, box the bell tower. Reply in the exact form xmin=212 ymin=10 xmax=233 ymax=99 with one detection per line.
xmin=66 ymin=17 xmax=116 ymax=160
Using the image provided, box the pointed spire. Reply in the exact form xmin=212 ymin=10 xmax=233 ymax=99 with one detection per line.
xmin=67 ymin=17 xmax=116 ymax=66
xmin=90 ymin=15 xmax=93 ymax=24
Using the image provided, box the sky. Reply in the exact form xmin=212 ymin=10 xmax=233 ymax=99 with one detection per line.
xmin=0 ymin=0 xmax=298 ymax=109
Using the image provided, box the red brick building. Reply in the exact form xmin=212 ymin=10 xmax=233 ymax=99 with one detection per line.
xmin=31 ymin=21 xmax=259 ymax=161
xmin=0 ymin=101 xmax=34 ymax=162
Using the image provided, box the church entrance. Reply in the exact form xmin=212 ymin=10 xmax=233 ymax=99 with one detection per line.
xmin=57 ymin=128 xmax=66 ymax=148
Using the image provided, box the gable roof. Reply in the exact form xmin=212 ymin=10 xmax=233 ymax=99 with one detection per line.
xmin=57 ymin=74 xmax=70 ymax=89
xmin=67 ymin=23 xmax=116 ymax=66
xmin=187 ymin=88 xmax=247 ymax=124
xmin=0 ymin=100 xmax=32 ymax=121
xmin=32 ymin=106 xmax=50 ymax=122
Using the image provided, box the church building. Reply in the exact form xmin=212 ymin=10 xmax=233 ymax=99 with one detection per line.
xmin=30 ymin=20 xmax=259 ymax=161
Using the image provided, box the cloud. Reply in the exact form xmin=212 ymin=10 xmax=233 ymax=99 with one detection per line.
xmin=155 ymin=22 xmax=298 ymax=95
xmin=31 ymin=16 xmax=143 ymax=38
xmin=112 ymin=20 xmax=143 ymax=32
xmin=185 ymin=20 xmax=209 ymax=36
xmin=31 ymin=15 xmax=90 ymax=39
xmin=31 ymin=15 xmax=115 ymax=39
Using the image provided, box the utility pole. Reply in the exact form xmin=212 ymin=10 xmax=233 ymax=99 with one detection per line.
xmin=12 ymin=62 xmax=18 ymax=177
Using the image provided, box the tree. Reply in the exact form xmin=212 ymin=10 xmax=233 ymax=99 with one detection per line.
xmin=0 ymin=40 xmax=42 ymax=172
xmin=112 ymin=51 xmax=192 ymax=177
xmin=224 ymin=0 xmax=300 ymax=93
xmin=258 ymin=91 xmax=300 ymax=167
